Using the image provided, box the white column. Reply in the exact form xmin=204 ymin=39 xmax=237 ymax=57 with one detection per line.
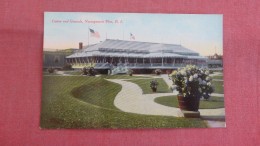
xmin=162 ymin=57 xmax=163 ymax=66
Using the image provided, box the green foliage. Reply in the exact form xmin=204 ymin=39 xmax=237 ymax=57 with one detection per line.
xmin=47 ymin=67 xmax=55 ymax=73
xmin=150 ymin=79 xmax=159 ymax=89
xmin=62 ymin=63 xmax=73 ymax=70
xmin=81 ymin=67 xmax=96 ymax=76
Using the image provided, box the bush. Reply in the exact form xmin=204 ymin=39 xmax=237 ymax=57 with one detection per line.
xmin=154 ymin=69 xmax=162 ymax=75
xmin=81 ymin=67 xmax=96 ymax=76
xmin=47 ymin=67 xmax=55 ymax=73
xmin=150 ymin=79 xmax=159 ymax=92
xmin=62 ymin=63 xmax=73 ymax=70
xmin=170 ymin=65 xmax=214 ymax=100
xmin=127 ymin=69 xmax=134 ymax=76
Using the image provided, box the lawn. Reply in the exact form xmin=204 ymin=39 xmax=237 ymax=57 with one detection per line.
xmin=41 ymin=76 xmax=207 ymax=129
xmin=63 ymin=70 xmax=82 ymax=75
xmin=71 ymin=78 xmax=121 ymax=110
xmin=43 ymin=71 xmax=59 ymax=75
xmin=154 ymin=95 xmax=224 ymax=109
xmin=101 ymin=74 xmax=151 ymax=79
xmin=211 ymin=75 xmax=223 ymax=80
xmin=212 ymin=81 xmax=224 ymax=94
xmin=127 ymin=78 xmax=171 ymax=94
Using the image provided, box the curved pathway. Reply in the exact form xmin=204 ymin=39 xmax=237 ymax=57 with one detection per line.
xmin=106 ymin=78 xmax=225 ymax=118
xmin=107 ymin=79 xmax=183 ymax=117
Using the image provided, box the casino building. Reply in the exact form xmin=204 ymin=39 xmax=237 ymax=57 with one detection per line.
xmin=66 ymin=39 xmax=207 ymax=73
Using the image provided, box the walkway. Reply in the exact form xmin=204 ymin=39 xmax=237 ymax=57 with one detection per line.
xmin=107 ymin=78 xmax=225 ymax=118
xmin=107 ymin=79 xmax=183 ymax=117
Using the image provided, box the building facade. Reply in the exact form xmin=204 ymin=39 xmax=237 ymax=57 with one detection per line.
xmin=207 ymin=53 xmax=223 ymax=69
xmin=43 ymin=49 xmax=76 ymax=69
xmin=66 ymin=39 xmax=207 ymax=73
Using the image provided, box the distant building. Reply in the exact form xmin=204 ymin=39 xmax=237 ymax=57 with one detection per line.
xmin=66 ymin=39 xmax=208 ymax=73
xmin=43 ymin=49 xmax=76 ymax=69
xmin=207 ymin=53 xmax=223 ymax=68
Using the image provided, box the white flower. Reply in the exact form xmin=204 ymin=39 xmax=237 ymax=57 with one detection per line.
xmin=181 ymin=70 xmax=187 ymax=76
xmin=206 ymin=77 xmax=210 ymax=81
xmin=189 ymin=76 xmax=194 ymax=82
xmin=193 ymin=73 xmax=198 ymax=78
xmin=207 ymin=82 xmax=211 ymax=86
xmin=185 ymin=79 xmax=188 ymax=83
xmin=198 ymin=87 xmax=202 ymax=93
xmin=198 ymin=78 xmax=202 ymax=84
xmin=171 ymin=71 xmax=177 ymax=76
xmin=205 ymin=70 xmax=209 ymax=75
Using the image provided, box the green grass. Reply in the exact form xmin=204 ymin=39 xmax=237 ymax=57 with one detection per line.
xmin=43 ymin=72 xmax=59 ymax=75
xmin=212 ymin=81 xmax=224 ymax=94
xmin=212 ymin=75 xmax=223 ymax=80
xmin=71 ymin=78 xmax=121 ymax=110
xmin=127 ymin=78 xmax=171 ymax=94
xmin=101 ymin=74 xmax=151 ymax=79
xmin=41 ymin=76 xmax=207 ymax=129
xmin=63 ymin=71 xmax=82 ymax=75
xmin=154 ymin=95 xmax=224 ymax=109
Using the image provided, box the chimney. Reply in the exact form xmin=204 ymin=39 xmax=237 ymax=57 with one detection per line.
xmin=79 ymin=42 xmax=83 ymax=49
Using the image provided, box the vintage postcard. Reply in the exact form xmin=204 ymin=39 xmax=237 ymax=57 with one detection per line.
xmin=42 ymin=12 xmax=224 ymax=129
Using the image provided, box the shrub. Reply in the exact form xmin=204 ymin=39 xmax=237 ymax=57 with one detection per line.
xmin=47 ymin=67 xmax=55 ymax=73
xmin=150 ymin=80 xmax=159 ymax=90
xmin=154 ymin=69 xmax=162 ymax=75
xmin=170 ymin=65 xmax=214 ymax=100
xmin=62 ymin=63 xmax=72 ymax=70
xmin=127 ymin=69 xmax=134 ymax=76
xmin=81 ymin=67 xmax=96 ymax=76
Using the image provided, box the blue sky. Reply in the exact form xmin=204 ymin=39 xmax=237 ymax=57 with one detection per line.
xmin=44 ymin=12 xmax=223 ymax=56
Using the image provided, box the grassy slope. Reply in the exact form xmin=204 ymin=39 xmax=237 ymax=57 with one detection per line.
xmin=127 ymin=78 xmax=171 ymax=94
xmin=71 ymin=78 xmax=121 ymax=110
xmin=154 ymin=95 xmax=224 ymax=109
xmin=41 ymin=76 xmax=206 ymax=129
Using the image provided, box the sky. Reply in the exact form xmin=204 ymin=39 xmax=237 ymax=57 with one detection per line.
xmin=44 ymin=12 xmax=223 ymax=56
